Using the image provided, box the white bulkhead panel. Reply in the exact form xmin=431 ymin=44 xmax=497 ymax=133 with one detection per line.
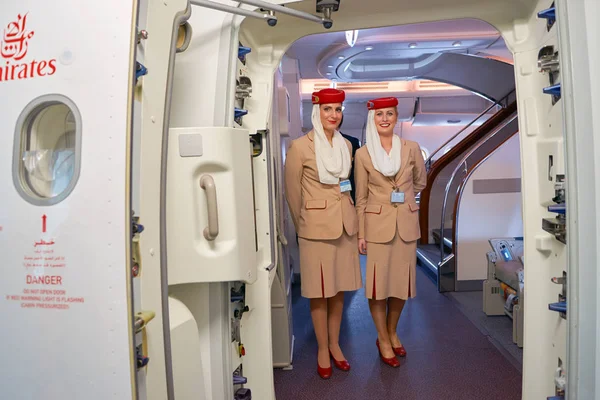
xmin=168 ymin=297 xmax=206 ymax=399
xmin=167 ymin=127 xmax=257 ymax=284
xmin=0 ymin=1 xmax=138 ymax=399
xmin=511 ymin=2 xmax=568 ymax=396
xmin=135 ymin=0 xmax=191 ymax=399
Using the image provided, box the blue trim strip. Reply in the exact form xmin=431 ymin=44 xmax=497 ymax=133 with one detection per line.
xmin=238 ymin=46 xmax=251 ymax=59
xmin=538 ymin=7 xmax=556 ymax=22
xmin=548 ymin=203 xmax=566 ymax=214
xmin=234 ymin=108 xmax=248 ymax=119
xmin=549 ymin=301 xmax=567 ymax=314
xmin=543 ymin=83 xmax=561 ymax=97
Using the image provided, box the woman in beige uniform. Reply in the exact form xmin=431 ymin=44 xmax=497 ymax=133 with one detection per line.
xmin=284 ymin=88 xmax=362 ymax=379
xmin=354 ymin=97 xmax=427 ymax=368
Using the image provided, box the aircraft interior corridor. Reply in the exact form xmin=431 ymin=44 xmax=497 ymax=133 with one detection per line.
xmin=269 ymin=18 xmax=524 ymax=399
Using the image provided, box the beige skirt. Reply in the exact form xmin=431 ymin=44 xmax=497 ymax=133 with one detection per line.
xmin=298 ymin=231 xmax=362 ymax=299
xmin=365 ymin=232 xmax=417 ymax=300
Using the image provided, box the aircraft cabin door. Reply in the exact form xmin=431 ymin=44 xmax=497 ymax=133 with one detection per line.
xmin=0 ymin=2 xmax=140 ymax=399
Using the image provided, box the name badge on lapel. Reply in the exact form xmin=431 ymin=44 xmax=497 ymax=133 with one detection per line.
xmin=391 ymin=189 xmax=405 ymax=204
xmin=340 ymin=179 xmax=352 ymax=193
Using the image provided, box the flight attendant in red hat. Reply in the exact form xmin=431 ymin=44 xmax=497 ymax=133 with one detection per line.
xmin=354 ymin=97 xmax=427 ymax=368
xmin=284 ymin=88 xmax=362 ymax=379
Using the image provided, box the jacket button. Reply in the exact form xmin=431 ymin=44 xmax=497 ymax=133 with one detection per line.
xmin=394 ymin=204 xmax=398 ymax=208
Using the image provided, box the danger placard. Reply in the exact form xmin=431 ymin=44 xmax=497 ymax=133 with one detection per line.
xmin=4 ymin=234 xmax=85 ymax=310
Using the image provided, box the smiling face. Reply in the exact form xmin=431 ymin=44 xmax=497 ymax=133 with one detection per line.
xmin=373 ymin=107 xmax=398 ymax=136
xmin=319 ymin=103 xmax=343 ymax=133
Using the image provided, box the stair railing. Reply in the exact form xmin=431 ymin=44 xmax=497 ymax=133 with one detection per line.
xmin=438 ymin=111 xmax=519 ymax=265
xmin=425 ymin=102 xmax=499 ymax=171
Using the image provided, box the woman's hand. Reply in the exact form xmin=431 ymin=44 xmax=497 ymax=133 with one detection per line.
xmin=358 ymin=239 xmax=367 ymax=255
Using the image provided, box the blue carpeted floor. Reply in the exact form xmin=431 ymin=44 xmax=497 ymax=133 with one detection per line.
xmin=274 ymin=255 xmax=522 ymax=400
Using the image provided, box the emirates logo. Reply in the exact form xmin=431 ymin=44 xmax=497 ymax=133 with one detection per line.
xmin=0 ymin=13 xmax=57 ymax=82
xmin=1 ymin=13 xmax=35 ymax=61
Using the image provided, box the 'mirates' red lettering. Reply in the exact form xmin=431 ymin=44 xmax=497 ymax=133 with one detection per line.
xmin=0 ymin=58 xmax=57 ymax=82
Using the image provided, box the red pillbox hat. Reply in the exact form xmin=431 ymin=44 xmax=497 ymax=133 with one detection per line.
xmin=366 ymin=97 xmax=399 ymax=110
xmin=311 ymin=88 xmax=345 ymax=104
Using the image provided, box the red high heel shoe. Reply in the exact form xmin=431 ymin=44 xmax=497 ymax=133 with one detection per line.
xmin=317 ymin=363 xmax=332 ymax=379
xmin=329 ymin=350 xmax=351 ymax=371
xmin=376 ymin=339 xmax=400 ymax=368
xmin=393 ymin=345 xmax=407 ymax=357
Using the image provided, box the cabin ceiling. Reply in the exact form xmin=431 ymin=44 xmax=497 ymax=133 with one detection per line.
xmin=279 ymin=18 xmax=514 ymax=129
xmin=286 ymin=19 xmax=513 ymax=81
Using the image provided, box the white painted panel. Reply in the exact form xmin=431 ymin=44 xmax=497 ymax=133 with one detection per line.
xmin=169 ymin=1 xmax=238 ymax=128
xmin=585 ymin=2 xmax=600 ymax=396
xmin=456 ymin=134 xmax=523 ymax=281
xmin=558 ymin=0 xmax=600 ymax=397
xmin=168 ymin=296 xmax=206 ymax=399
xmin=0 ymin=1 xmax=137 ymax=399
xmin=512 ymin=3 xmax=568 ymax=396
xmin=137 ymin=1 xmax=190 ymax=399
xmin=166 ymin=127 xmax=257 ymax=284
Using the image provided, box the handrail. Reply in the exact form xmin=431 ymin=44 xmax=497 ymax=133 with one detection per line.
xmin=451 ymin=127 xmax=520 ymax=267
xmin=236 ymin=0 xmax=333 ymax=27
xmin=425 ymin=101 xmax=499 ymax=168
xmin=426 ymin=89 xmax=515 ymax=167
xmin=418 ymin=99 xmax=518 ymax=243
xmin=438 ymin=111 xmax=519 ymax=261
xmin=190 ymin=0 xmax=278 ymax=25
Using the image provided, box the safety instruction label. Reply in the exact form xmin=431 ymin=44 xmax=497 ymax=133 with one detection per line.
xmin=3 ymin=232 xmax=85 ymax=310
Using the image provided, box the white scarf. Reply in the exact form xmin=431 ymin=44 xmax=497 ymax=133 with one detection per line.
xmin=311 ymin=104 xmax=352 ymax=184
xmin=365 ymin=109 xmax=402 ymax=177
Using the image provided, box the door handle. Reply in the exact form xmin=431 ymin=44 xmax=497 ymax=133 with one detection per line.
xmin=200 ymin=175 xmax=219 ymax=241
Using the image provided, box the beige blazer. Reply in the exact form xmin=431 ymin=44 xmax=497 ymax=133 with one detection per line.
xmin=355 ymin=139 xmax=427 ymax=243
xmin=284 ymin=131 xmax=358 ymax=240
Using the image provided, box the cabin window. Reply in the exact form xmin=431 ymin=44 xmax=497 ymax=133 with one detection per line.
xmin=13 ymin=95 xmax=82 ymax=205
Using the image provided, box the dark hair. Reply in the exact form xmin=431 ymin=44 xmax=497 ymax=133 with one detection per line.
xmin=338 ymin=114 xmax=344 ymax=129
